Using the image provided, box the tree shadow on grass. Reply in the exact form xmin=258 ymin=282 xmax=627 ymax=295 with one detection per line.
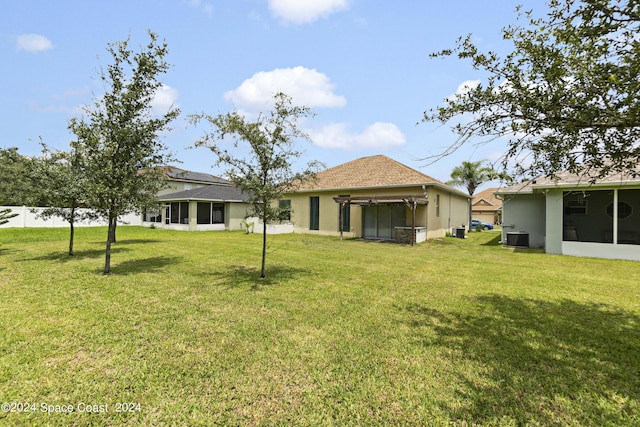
xmin=195 ymin=264 xmax=312 ymax=289
xmin=24 ymin=247 xmax=131 ymax=263
xmin=109 ymin=256 xmax=183 ymax=276
xmin=0 ymin=247 xmax=19 ymax=256
xmin=403 ymin=296 xmax=640 ymax=425
xmin=110 ymin=239 xmax=164 ymax=245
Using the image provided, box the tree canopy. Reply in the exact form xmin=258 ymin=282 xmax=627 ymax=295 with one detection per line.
xmin=423 ymin=0 xmax=640 ymax=180
xmin=69 ymin=31 xmax=179 ymax=274
xmin=0 ymin=147 xmax=45 ymax=206
xmin=447 ymin=160 xmax=502 ymax=196
xmin=31 ymin=145 xmax=96 ymax=255
xmin=191 ymin=92 xmax=322 ymax=279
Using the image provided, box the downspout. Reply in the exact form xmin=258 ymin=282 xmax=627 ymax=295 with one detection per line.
xmin=448 ymin=193 xmax=452 ymax=230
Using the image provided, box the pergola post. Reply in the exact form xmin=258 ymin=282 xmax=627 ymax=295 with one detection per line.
xmin=338 ymin=201 xmax=345 ymax=241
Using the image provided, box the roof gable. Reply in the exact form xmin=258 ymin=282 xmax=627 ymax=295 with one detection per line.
xmin=297 ymin=155 xmax=451 ymax=191
xmin=472 ymin=187 xmax=501 ymax=207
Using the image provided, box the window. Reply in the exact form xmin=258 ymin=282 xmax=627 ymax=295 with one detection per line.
xmin=170 ymin=202 xmax=190 ymax=224
xmin=143 ymin=206 xmax=162 ymax=222
xmin=436 ymin=194 xmax=440 ymax=217
xmin=564 ymin=193 xmax=588 ymax=216
xmin=616 ymin=190 xmax=640 ymax=245
xmin=606 ymin=201 xmax=633 ymax=219
xmin=362 ymin=204 xmax=406 ymax=240
xmin=310 ymin=197 xmax=320 ymax=230
xmin=212 ymin=204 xmax=224 ymax=224
xmin=180 ymin=202 xmax=189 ymax=224
xmin=196 ymin=202 xmax=225 ymax=224
xmin=278 ymin=199 xmax=291 ymax=222
xmin=197 ymin=202 xmax=210 ymax=224
xmin=170 ymin=202 xmax=180 ymax=223
xmin=562 ymin=191 xmax=611 ymax=243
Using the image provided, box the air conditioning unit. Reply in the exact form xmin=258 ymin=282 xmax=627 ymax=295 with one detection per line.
xmin=506 ymin=232 xmax=529 ymax=248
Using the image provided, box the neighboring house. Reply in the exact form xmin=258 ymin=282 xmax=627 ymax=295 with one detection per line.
xmin=280 ymin=155 xmax=470 ymax=244
xmin=472 ymin=187 xmax=502 ymax=224
xmin=144 ymin=166 xmax=251 ymax=231
xmin=158 ymin=166 xmax=232 ymax=196
xmin=496 ymin=169 xmax=640 ymax=261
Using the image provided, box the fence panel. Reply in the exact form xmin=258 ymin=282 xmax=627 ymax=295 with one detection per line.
xmin=0 ymin=206 xmax=142 ymax=228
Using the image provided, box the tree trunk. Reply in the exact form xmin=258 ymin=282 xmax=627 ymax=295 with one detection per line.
xmin=260 ymin=216 xmax=267 ymax=279
xmin=109 ymin=221 xmax=117 ymax=243
xmin=68 ymin=216 xmax=75 ymax=256
xmin=104 ymin=214 xmax=116 ymax=274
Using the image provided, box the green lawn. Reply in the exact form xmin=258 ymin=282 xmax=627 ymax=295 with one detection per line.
xmin=1 ymin=227 xmax=639 ymax=426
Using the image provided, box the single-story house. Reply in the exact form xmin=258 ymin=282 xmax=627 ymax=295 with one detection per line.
xmin=280 ymin=155 xmax=470 ymax=244
xmin=496 ymin=169 xmax=640 ymax=261
xmin=472 ymin=187 xmax=501 ymax=224
xmin=144 ymin=166 xmax=251 ymax=231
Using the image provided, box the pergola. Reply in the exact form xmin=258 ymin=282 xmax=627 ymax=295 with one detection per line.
xmin=332 ymin=195 xmax=429 ymax=246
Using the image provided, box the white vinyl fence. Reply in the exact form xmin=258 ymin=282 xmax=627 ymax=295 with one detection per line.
xmin=0 ymin=206 xmax=142 ymax=229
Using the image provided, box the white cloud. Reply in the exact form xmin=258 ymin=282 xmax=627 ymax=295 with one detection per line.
xmin=447 ymin=79 xmax=481 ymax=102
xmin=16 ymin=34 xmax=53 ymax=53
xmin=224 ymin=66 xmax=346 ymax=111
xmin=185 ymin=0 xmax=214 ymax=17
xmin=151 ymin=84 xmax=179 ymax=115
xmin=268 ymin=0 xmax=349 ymax=24
xmin=309 ymin=122 xmax=406 ymax=150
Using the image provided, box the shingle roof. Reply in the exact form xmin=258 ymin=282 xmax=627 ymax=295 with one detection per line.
xmin=472 ymin=187 xmax=502 ymax=212
xmin=161 ymin=166 xmax=230 ymax=185
xmin=158 ymin=184 xmax=249 ymax=202
xmin=296 ymin=155 xmax=460 ymax=193
xmin=496 ymin=167 xmax=640 ymax=195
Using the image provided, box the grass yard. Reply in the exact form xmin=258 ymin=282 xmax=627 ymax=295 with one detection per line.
xmin=1 ymin=226 xmax=639 ymax=426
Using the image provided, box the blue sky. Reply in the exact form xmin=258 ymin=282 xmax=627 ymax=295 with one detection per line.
xmin=3 ymin=0 xmax=548 ymax=189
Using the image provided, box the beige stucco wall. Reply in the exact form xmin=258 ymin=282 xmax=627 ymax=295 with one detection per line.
xmin=426 ymin=188 xmax=469 ymax=239
xmin=284 ymin=186 xmax=469 ymax=240
xmin=157 ymin=181 xmax=208 ymax=197
xmin=227 ymin=202 xmax=251 ymax=231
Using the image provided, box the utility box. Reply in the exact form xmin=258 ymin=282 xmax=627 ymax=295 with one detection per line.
xmin=506 ymin=232 xmax=529 ymax=248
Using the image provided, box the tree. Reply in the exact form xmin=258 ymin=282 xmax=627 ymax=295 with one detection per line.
xmin=0 ymin=147 xmax=46 ymax=206
xmin=448 ymin=159 xmax=509 ymax=227
xmin=447 ymin=160 xmax=501 ymax=196
xmin=69 ymin=31 xmax=179 ymax=274
xmin=31 ymin=145 xmax=96 ymax=256
xmin=422 ymin=0 xmax=640 ymax=180
xmin=191 ymin=92 xmax=322 ymax=279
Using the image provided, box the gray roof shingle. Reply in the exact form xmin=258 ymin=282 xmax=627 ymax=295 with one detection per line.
xmin=161 ymin=166 xmax=230 ymax=185
xmin=496 ymin=167 xmax=640 ymax=195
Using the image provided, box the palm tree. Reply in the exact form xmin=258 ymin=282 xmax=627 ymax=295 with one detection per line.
xmin=448 ymin=160 xmax=510 ymax=229
xmin=447 ymin=160 xmax=504 ymax=196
